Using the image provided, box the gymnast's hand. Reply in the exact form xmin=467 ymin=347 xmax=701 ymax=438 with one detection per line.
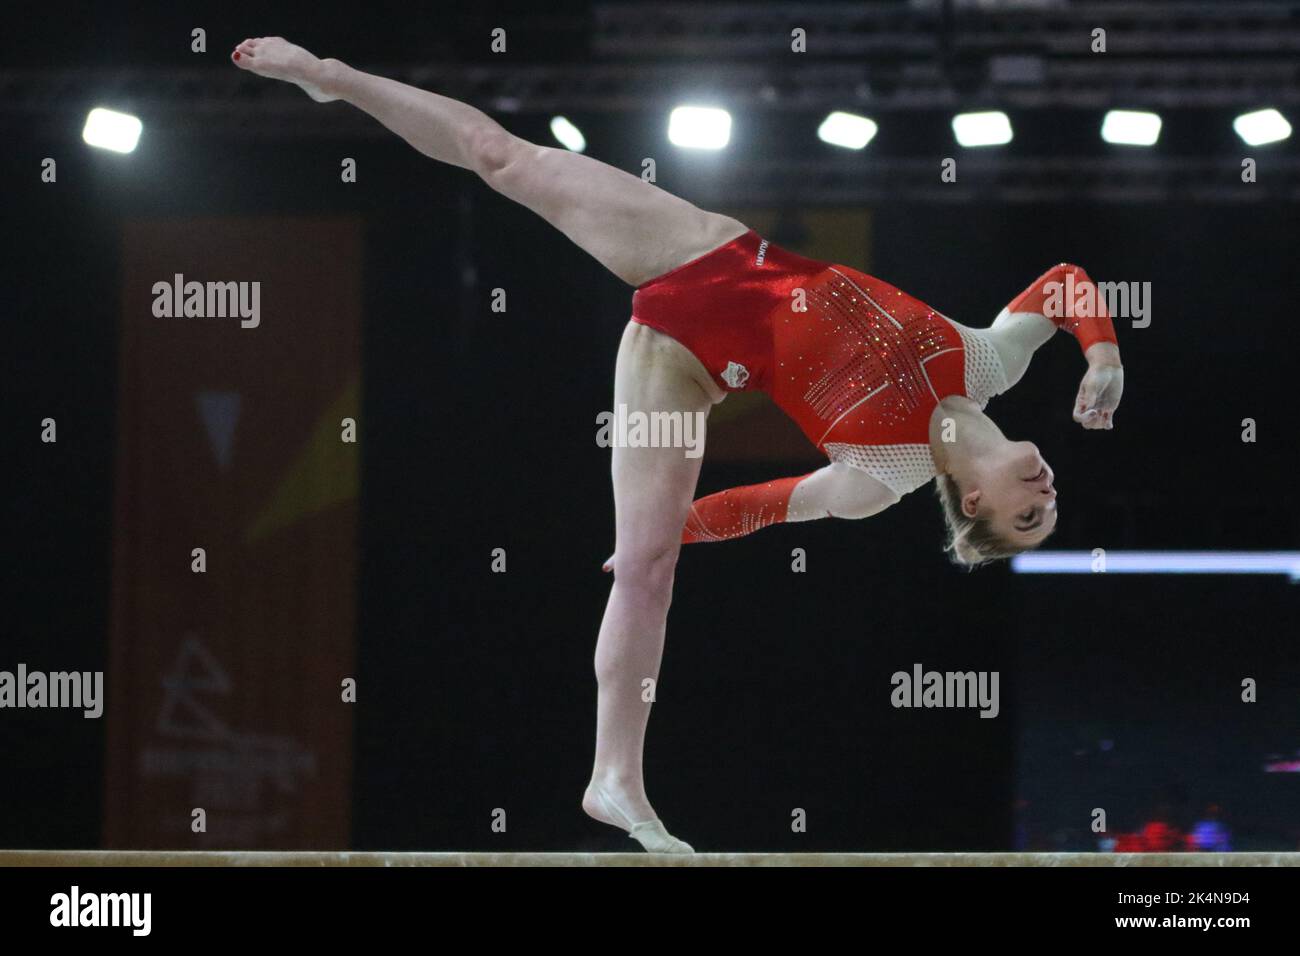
xmin=1074 ymin=343 xmax=1124 ymax=430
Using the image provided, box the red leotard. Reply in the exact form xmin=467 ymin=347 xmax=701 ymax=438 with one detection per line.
xmin=630 ymin=229 xmax=1114 ymax=542
xmin=633 ymin=230 xmax=1004 ymax=496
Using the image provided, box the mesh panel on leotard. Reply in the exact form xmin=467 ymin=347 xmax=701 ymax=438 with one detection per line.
xmin=824 ymin=442 xmax=937 ymax=498
xmin=952 ymin=324 xmax=1009 ymax=408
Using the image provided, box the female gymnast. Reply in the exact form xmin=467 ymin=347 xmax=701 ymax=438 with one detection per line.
xmin=232 ymin=37 xmax=1124 ymax=853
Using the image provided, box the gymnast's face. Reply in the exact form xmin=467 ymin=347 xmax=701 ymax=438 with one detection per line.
xmin=964 ymin=441 xmax=1058 ymax=547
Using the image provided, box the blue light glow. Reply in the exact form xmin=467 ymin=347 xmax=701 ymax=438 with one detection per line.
xmin=1011 ymin=551 xmax=1300 ymax=582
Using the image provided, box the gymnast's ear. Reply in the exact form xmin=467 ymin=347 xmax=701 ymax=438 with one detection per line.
xmin=961 ymin=488 xmax=982 ymax=519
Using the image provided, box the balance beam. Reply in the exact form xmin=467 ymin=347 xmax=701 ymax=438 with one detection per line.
xmin=2 ymin=851 xmax=1296 ymax=867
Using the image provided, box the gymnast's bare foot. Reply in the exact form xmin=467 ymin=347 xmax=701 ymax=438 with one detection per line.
xmin=230 ymin=36 xmax=337 ymax=103
xmin=582 ymin=778 xmax=694 ymax=854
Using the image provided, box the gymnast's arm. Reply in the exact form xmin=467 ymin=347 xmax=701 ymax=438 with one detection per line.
xmin=987 ymin=263 xmax=1125 ymax=430
xmin=679 ymin=462 xmax=900 ymax=545
xmin=600 ymin=464 xmax=899 ymax=567
xmin=600 ymin=463 xmax=897 ymax=569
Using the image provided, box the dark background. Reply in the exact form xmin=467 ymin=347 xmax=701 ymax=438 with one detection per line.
xmin=3 ymin=1 xmax=1297 ymax=852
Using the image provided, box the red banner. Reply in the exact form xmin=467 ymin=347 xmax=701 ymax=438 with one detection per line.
xmin=105 ymin=217 xmax=360 ymax=848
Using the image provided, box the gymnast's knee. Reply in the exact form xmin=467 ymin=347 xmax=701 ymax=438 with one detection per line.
xmin=467 ymin=124 xmax=527 ymax=181
xmin=611 ymin=546 xmax=679 ymax=600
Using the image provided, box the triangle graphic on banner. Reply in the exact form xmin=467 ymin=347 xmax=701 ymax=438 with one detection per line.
xmin=244 ymin=375 xmax=360 ymax=543
xmin=157 ymin=633 xmax=233 ymax=741
xmin=196 ymin=390 xmax=241 ymax=471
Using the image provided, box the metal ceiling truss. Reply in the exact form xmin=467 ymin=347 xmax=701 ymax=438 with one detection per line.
xmin=6 ymin=2 xmax=1296 ymax=202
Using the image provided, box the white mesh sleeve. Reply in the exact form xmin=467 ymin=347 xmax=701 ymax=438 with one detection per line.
xmin=953 ymin=325 xmax=1009 ymax=408
xmin=823 ymin=442 xmax=937 ymax=498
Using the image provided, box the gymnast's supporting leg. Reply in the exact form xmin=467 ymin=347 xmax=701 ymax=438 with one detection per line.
xmin=581 ymin=323 xmax=713 ymax=852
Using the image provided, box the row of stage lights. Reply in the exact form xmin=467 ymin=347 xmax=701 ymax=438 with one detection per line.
xmin=82 ymin=104 xmax=1293 ymax=155
xmin=556 ymin=106 xmax=1295 ymax=153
